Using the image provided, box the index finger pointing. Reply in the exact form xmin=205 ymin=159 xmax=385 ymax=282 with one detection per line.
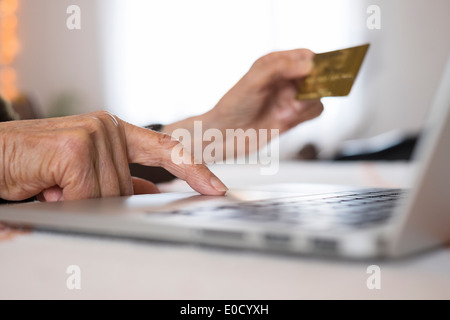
xmin=122 ymin=121 xmax=228 ymax=195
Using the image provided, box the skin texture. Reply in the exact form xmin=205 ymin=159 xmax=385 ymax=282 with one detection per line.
xmin=0 ymin=49 xmax=323 ymax=202
xmin=0 ymin=111 xmax=228 ymax=202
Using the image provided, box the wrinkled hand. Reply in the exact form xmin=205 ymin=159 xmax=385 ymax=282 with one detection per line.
xmin=0 ymin=111 xmax=228 ymax=202
xmin=210 ymin=49 xmax=323 ymax=133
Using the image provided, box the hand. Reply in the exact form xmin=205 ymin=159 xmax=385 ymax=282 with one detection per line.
xmin=164 ymin=49 xmax=324 ymax=153
xmin=209 ymin=49 xmax=324 ymax=133
xmin=0 ymin=111 xmax=228 ymax=202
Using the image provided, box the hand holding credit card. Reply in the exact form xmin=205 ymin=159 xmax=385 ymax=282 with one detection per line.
xmin=297 ymin=44 xmax=370 ymax=100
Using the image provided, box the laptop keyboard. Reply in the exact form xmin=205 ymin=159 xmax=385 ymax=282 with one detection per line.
xmin=151 ymin=189 xmax=407 ymax=230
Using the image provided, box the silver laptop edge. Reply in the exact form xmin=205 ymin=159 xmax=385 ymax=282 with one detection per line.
xmin=388 ymin=56 xmax=450 ymax=257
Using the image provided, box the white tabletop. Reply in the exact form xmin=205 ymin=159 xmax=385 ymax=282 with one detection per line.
xmin=1 ymin=161 xmax=450 ymax=299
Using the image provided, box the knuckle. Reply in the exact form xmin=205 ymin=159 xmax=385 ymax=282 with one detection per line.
xmin=91 ymin=110 xmax=112 ymax=119
xmin=151 ymin=132 xmax=184 ymax=166
xmin=274 ymin=57 xmax=289 ymax=72
xmin=85 ymin=115 xmax=105 ymax=133
xmin=93 ymin=110 xmax=121 ymax=127
xmin=255 ymin=49 xmax=313 ymax=70
xmin=254 ymin=52 xmax=290 ymax=79
xmin=157 ymin=132 xmax=180 ymax=149
xmin=90 ymin=111 xmax=124 ymax=141
xmin=190 ymin=163 xmax=206 ymax=176
xmin=256 ymin=51 xmax=280 ymax=67
xmin=298 ymin=48 xmax=314 ymax=59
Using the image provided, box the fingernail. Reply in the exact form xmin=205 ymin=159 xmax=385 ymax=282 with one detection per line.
xmin=210 ymin=175 xmax=228 ymax=193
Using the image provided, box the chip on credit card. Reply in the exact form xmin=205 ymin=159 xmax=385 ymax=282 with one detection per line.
xmin=297 ymin=44 xmax=370 ymax=100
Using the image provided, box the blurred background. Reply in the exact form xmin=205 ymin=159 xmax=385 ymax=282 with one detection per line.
xmin=1 ymin=0 xmax=450 ymax=160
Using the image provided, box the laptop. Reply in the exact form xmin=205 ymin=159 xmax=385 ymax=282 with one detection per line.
xmin=1 ymin=56 xmax=450 ymax=260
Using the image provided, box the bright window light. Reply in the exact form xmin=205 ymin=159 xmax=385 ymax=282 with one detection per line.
xmin=100 ymin=0 xmax=363 ymax=157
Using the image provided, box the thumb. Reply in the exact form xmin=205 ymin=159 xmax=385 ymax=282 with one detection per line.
xmin=38 ymin=186 xmax=64 ymax=202
xmin=132 ymin=177 xmax=160 ymax=195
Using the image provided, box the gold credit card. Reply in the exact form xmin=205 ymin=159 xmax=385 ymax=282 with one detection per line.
xmin=297 ymin=44 xmax=370 ymax=100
